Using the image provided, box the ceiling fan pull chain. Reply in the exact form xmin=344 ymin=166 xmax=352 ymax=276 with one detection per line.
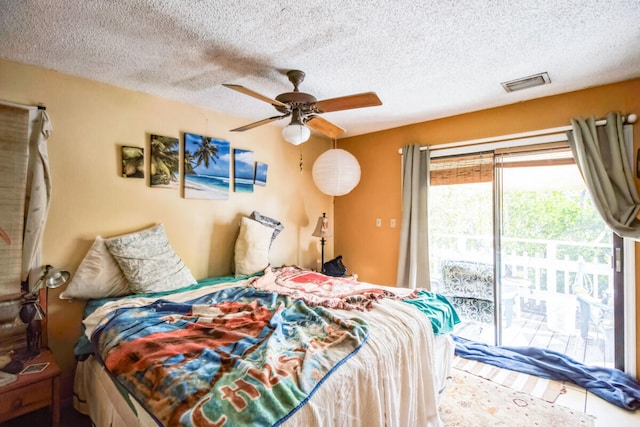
xmin=299 ymin=151 xmax=304 ymax=174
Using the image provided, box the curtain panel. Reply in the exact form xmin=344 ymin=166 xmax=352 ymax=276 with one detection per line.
xmin=22 ymin=110 xmax=53 ymax=289
xmin=396 ymin=145 xmax=430 ymax=289
xmin=567 ymin=112 xmax=640 ymax=239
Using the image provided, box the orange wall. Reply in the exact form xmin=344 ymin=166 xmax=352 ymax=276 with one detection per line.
xmin=337 ymin=78 xmax=640 ymax=374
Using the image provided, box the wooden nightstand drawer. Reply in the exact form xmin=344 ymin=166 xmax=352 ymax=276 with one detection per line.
xmin=0 ymin=377 xmax=52 ymax=420
xmin=0 ymin=349 xmax=60 ymax=426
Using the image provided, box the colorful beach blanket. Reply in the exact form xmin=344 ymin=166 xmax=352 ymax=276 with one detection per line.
xmin=250 ymin=265 xmax=418 ymax=311
xmin=91 ymin=286 xmax=369 ymax=426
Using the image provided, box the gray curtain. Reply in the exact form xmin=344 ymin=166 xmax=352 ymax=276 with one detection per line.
xmin=567 ymin=112 xmax=640 ymax=239
xmin=396 ymin=144 xmax=430 ymax=289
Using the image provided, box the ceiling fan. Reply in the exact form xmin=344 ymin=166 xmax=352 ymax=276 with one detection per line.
xmin=223 ymin=70 xmax=382 ymax=144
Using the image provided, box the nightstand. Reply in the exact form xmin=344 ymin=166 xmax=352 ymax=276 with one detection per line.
xmin=0 ymin=349 xmax=60 ymax=427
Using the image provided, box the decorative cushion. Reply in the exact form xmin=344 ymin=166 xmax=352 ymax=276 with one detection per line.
xmin=59 ymin=236 xmax=131 ymax=300
xmin=104 ymin=224 xmax=196 ymax=293
xmin=250 ymin=211 xmax=284 ymax=246
xmin=440 ymin=260 xmax=494 ymax=301
xmin=234 ymin=217 xmax=274 ymax=276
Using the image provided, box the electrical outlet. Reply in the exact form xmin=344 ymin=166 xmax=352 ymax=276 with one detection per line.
xmin=390 ymin=218 xmax=397 ymax=228
xmin=375 ymin=218 xmax=382 ymax=227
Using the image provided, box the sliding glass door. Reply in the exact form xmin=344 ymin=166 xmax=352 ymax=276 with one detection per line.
xmin=429 ymin=146 xmax=622 ymax=369
xmin=429 ymin=153 xmax=496 ymax=344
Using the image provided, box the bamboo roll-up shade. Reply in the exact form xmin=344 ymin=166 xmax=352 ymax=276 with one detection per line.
xmin=497 ymin=144 xmax=574 ymax=168
xmin=430 ymin=152 xmax=494 ymax=186
xmin=429 ymin=143 xmax=574 ymax=186
xmin=0 ymin=105 xmax=29 ymax=296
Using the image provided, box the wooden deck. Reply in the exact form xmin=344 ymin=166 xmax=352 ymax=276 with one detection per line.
xmin=454 ymin=305 xmax=614 ymax=368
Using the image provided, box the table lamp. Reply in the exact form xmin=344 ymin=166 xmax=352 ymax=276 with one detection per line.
xmin=312 ymin=213 xmax=332 ymax=273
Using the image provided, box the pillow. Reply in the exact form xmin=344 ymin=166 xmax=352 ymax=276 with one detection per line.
xmin=250 ymin=211 xmax=284 ymax=247
xmin=104 ymin=224 xmax=196 ymax=293
xmin=234 ymin=217 xmax=274 ymax=276
xmin=59 ymin=236 xmax=131 ymax=300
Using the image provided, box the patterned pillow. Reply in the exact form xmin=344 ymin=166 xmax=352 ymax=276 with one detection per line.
xmin=250 ymin=211 xmax=284 ymax=247
xmin=104 ymin=224 xmax=196 ymax=293
xmin=59 ymin=236 xmax=131 ymax=300
xmin=234 ymin=217 xmax=274 ymax=276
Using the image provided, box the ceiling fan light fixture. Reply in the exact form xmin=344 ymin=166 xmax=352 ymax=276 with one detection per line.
xmin=282 ymin=123 xmax=310 ymax=145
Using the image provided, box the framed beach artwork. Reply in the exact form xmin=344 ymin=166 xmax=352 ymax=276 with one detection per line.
xmin=234 ymin=149 xmax=254 ymax=193
xmin=254 ymin=162 xmax=268 ymax=187
xmin=121 ymin=146 xmax=144 ymax=178
xmin=183 ymin=133 xmax=230 ymax=200
xmin=150 ymin=134 xmax=179 ymax=189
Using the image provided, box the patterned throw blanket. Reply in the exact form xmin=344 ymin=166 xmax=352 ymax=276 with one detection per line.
xmin=91 ymin=286 xmax=369 ymax=426
xmin=250 ymin=266 xmax=418 ymax=311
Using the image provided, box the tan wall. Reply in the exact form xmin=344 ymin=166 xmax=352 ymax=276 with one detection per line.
xmin=337 ymin=78 xmax=640 ymax=376
xmin=0 ymin=58 xmax=334 ymax=401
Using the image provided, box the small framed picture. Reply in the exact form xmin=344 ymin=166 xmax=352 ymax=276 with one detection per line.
xmin=121 ymin=146 xmax=144 ymax=178
xmin=20 ymin=362 xmax=49 ymax=375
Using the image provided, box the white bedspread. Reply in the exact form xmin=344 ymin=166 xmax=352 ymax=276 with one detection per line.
xmin=75 ymin=282 xmax=454 ymax=426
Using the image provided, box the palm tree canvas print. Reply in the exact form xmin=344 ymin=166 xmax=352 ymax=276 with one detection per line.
xmin=234 ymin=149 xmax=254 ymax=193
xmin=183 ymin=132 xmax=230 ymax=200
xmin=255 ymin=162 xmax=268 ymax=186
xmin=150 ymin=134 xmax=179 ymax=189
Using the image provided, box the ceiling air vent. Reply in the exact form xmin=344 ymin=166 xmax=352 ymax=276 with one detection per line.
xmin=501 ymin=72 xmax=551 ymax=93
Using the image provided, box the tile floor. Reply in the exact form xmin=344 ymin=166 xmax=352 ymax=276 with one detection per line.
xmin=555 ymin=380 xmax=640 ymax=426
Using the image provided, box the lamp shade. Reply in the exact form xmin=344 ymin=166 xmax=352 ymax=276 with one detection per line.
xmin=282 ymin=124 xmax=310 ymax=145
xmin=44 ymin=268 xmax=70 ymax=289
xmin=312 ymin=213 xmax=332 ymax=238
xmin=312 ymin=149 xmax=361 ymax=196
xmin=33 ymin=265 xmax=70 ymax=292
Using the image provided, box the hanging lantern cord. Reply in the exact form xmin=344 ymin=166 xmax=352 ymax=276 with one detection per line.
xmin=299 ymin=149 xmax=303 ymax=174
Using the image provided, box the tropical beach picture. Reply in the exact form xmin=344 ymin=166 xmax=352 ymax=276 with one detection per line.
xmin=234 ymin=149 xmax=255 ymax=193
xmin=183 ymin=132 xmax=230 ymax=200
xmin=255 ymin=162 xmax=268 ymax=186
xmin=121 ymin=146 xmax=144 ymax=178
xmin=150 ymin=134 xmax=179 ymax=189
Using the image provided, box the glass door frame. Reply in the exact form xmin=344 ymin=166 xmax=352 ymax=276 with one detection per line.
xmin=430 ymin=138 xmax=637 ymax=374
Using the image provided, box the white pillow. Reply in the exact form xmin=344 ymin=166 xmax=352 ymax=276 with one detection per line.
xmin=234 ymin=217 xmax=274 ymax=276
xmin=104 ymin=224 xmax=196 ymax=294
xmin=59 ymin=236 xmax=131 ymax=300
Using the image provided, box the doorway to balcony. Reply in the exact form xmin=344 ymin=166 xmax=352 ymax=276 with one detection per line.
xmin=428 ymin=145 xmax=624 ymax=369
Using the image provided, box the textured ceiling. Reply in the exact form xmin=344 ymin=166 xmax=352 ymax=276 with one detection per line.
xmin=1 ymin=0 xmax=639 ymax=138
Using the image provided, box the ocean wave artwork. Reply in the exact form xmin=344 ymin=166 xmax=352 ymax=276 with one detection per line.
xmin=255 ymin=162 xmax=268 ymax=187
xmin=183 ymin=133 xmax=230 ymax=200
xmin=234 ymin=148 xmax=254 ymax=193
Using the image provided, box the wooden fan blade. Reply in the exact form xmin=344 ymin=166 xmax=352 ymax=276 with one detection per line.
xmin=306 ymin=116 xmax=346 ymax=139
xmin=314 ymin=92 xmax=382 ymax=113
xmin=222 ymin=84 xmax=289 ymax=108
xmin=230 ymin=114 xmax=289 ymax=132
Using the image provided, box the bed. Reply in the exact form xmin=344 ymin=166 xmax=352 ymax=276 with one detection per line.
xmin=63 ymin=223 xmax=458 ymax=426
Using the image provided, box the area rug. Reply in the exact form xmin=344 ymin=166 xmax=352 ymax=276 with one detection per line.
xmin=453 ymin=355 xmax=565 ymax=402
xmin=439 ymin=369 xmax=595 ymax=427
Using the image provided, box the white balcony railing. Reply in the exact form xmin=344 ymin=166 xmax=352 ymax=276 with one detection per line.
xmin=430 ymin=234 xmax=613 ymax=300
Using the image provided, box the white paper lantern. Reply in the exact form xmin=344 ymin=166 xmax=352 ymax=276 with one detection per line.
xmin=312 ymin=149 xmax=361 ymax=196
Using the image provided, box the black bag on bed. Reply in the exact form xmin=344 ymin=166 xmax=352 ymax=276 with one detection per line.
xmin=323 ymin=255 xmax=347 ymax=277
